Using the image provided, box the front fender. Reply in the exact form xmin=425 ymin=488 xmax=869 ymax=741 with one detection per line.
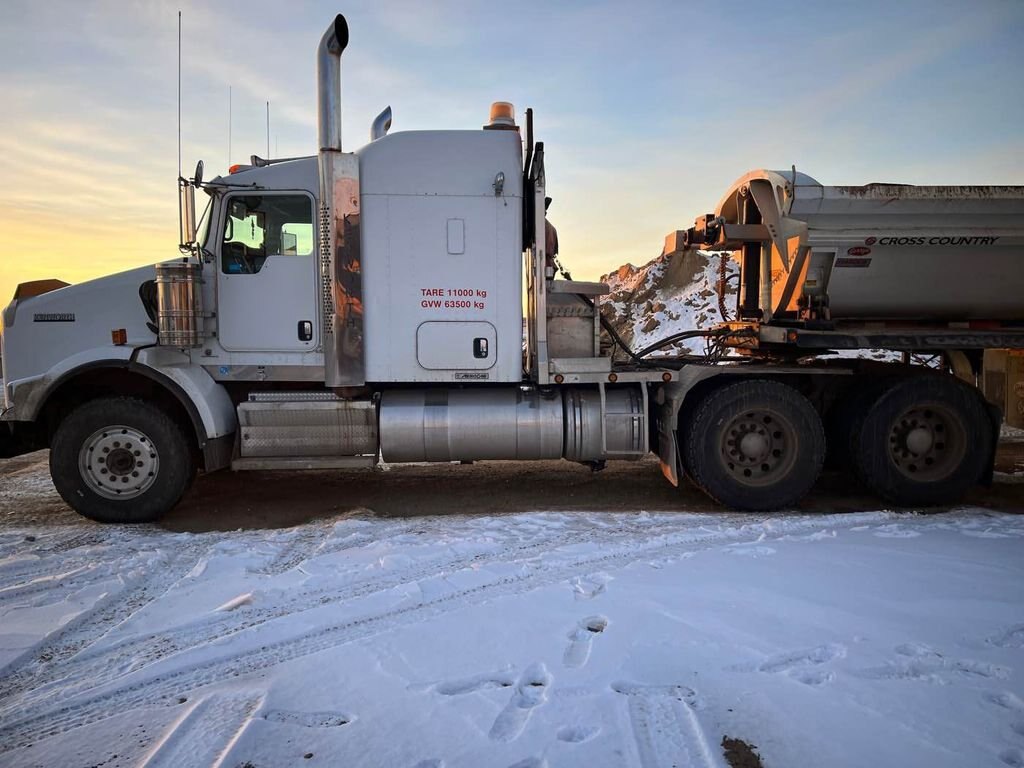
xmin=6 ymin=345 xmax=135 ymax=421
xmin=9 ymin=346 xmax=237 ymax=449
xmin=132 ymin=349 xmax=236 ymax=440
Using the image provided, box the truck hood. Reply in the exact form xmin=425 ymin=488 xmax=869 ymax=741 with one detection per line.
xmin=1 ymin=264 xmax=159 ymax=386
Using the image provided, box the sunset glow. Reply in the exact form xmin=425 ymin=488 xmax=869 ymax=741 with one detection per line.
xmin=2 ymin=0 xmax=1021 ymax=308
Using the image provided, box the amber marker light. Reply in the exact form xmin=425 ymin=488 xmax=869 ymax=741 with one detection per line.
xmin=111 ymin=328 xmax=127 ymax=345
xmin=662 ymin=372 xmax=672 ymax=382
xmin=554 ymin=374 xmax=565 ymax=384
xmin=608 ymin=373 xmax=618 ymax=383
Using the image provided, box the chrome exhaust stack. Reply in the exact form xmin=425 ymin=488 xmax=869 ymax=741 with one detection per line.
xmin=316 ymin=14 xmax=365 ymax=387
xmin=317 ymin=14 xmax=348 ymax=154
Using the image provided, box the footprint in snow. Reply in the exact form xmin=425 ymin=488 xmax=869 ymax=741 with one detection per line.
xmin=433 ymin=669 xmax=516 ymax=696
xmin=557 ymin=725 xmax=600 ymax=743
xmin=489 ymin=663 xmax=552 ymax=743
xmin=871 ymin=524 xmax=921 ymax=538
xmin=987 ymin=623 xmax=1024 ymax=649
xmin=895 ymin=642 xmax=941 ymax=658
xmin=262 ymin=709 xmax=353 ymax=728
xmin=726 ymin=545 xmax=776 ymax=558
xmin=506 ymin=758 xmax=546 ymax=768
xmin=985 ymin=691 xmax=1024 ymax=712
xmin=856 ymin=645 xmax=1011 ymax=684
xmin=727 ymin=644 xmax=845 ymax=685
xmin=571 ymin=573 xmax=611 ymax=601
xmin=563 ymin=616 xmax=608 ymax=669
xmin=752 ymin=643 xmax=847 ymax=683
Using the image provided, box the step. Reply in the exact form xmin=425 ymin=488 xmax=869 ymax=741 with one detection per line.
xmin=231 ymin=455 xmax=377 ymax=471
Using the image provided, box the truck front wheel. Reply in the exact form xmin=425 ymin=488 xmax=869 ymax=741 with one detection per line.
xmin=50 ymin=397 xmax=196 ymax=523
xmin=682 ymin=380 xmax=825 ymax=511
xmin=850 ymin=376 xmax=991 ymax=507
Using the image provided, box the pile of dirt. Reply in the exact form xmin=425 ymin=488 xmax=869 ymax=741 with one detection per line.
xmin=722 ymin=736 xmax=766 ymax=768
xmin=598 ymin=249 xmax=737 ymax=357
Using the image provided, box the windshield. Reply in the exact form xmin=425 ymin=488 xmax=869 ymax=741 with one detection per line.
xmin=195 ymin=192 xmax=214 ymax=251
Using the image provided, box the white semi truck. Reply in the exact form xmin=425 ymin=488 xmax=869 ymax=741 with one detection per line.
xmin=2 ymin=14 xmax=1023 ymax=523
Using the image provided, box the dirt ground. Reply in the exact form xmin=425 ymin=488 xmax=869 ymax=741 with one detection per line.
xmin=1 ymin=442 xmax=1021 ymax=533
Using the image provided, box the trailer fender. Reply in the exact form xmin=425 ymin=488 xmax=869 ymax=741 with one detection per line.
xmin=654 ymin=368 xmax=726 ymax=486
xmin=655 ymin=364 xmax=852 ymax=485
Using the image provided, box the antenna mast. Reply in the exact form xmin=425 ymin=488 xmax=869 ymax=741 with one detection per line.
xmin=228 ymin=85 xmax=232 ymax=168
xmin=266 ymin=101 xmax=270 ymax=158
xmin=177 ymin=10 xmax=182 ymax=179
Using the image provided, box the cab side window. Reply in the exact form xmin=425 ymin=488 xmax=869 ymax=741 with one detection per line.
xmin=221 ymin=194 xmax=314 ymax=274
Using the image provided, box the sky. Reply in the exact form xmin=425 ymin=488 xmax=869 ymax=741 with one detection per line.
xmin=1 ymin=0 xmax=1022 ymax=306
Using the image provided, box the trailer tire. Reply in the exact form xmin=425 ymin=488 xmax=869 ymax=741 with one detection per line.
xmin=682 ymin=380 xmax=825 ymax=511
xmin=850 ymin=375 xmax=990 ymax=507
xmin=50 ymin=397 xmax=196 ymax=523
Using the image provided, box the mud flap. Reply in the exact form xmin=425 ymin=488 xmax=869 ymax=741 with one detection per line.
xmin=981 ymin=399 xmax=1004 ymax=486
xmin=656 ymin=400 xmax=681 ymax=487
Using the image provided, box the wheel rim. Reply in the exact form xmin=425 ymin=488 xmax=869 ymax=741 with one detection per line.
xmin=719 ymin=408 xmax=798 ymax=487
xmin=78 ymin=425 xmax=160 ymax=500
xmin=886 ymin=403 xmax=967 ymax=482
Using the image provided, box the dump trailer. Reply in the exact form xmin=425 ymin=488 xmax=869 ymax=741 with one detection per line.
xmin=1 ymin=14 xmax=1022 ymax=523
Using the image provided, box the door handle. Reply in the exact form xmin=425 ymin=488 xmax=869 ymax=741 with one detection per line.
xmin=298 ymin=320 xmax=313 ymax=341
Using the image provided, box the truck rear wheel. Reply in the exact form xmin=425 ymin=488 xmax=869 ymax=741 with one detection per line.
xmin=850 ymin=376 xmax=990 ymax=507
xmin=50 ymin=397 xmax=196 ymax=523
xmin=682 ymin=380 xmax=825 ymax=511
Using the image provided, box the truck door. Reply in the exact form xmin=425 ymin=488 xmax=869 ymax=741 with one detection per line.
xmin=216 ymin=192 xmax=318 ymax=352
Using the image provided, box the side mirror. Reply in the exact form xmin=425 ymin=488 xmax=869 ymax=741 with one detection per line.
xmin=179 ymin=177 xmax=196 ymax=247
xmin=194 ymin=159 xmax=204 ymax=187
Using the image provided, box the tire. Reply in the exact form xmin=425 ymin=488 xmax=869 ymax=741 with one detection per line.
xmin=850 ymin=375 xmax=991 ymax=507
xmin=50 ymin=397 xmax=196 ymax=523
xmin=682 ymin=380 xmax=825 ymax=511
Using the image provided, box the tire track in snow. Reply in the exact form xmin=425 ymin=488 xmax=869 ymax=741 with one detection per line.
xmin=0 ymin=560 xmax=92 ymax=592
xmin=0 ymin=512 xmax=709 ymax=711
xmin=253 ymin=515 xmax=435 ymax=576
xmin=0 ymin=514 xmax=688 ymax=716
xmin=614 ymin=682 xmax=719 ymax=768
xmin=0 ymin=564 xmax=103 ymax=608
xmin=0 ymin=542 xmax=210 ymax=703
xmin=0 ymin=512 xmax=890 ymax=753
xmin=139 ymin=690 xmax=264 ymax=768
xmin=254 ymin=518 xmax=340 ymax=576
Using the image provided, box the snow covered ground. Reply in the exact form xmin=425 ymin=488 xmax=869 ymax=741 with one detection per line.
xmin=1 ymin=464 xmax=1023 ymax=768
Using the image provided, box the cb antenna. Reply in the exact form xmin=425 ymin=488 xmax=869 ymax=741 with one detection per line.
xmin=266 ymin=100 xmax=270 ymax=159
xmin=177 ymin=10 xmax=182 ymax=179
xmin=228 ymin=85 xmax=232 ymax=168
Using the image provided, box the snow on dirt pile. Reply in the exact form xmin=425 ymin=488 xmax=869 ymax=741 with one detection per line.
xmin=600 ymin=249 xmax=737 ymax=357
xmin=1 ymin=467 xmax=1024 ymax=767
xmin=599 ymin=250 xmax=899 ymax=363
